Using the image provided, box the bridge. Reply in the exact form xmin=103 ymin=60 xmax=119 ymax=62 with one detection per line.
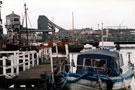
xmin=0 ymin=44 xmax=69 ymax=89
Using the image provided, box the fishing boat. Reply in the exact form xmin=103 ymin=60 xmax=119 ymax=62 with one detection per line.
xmin=49 ymin=48 xmax=135 ymax=90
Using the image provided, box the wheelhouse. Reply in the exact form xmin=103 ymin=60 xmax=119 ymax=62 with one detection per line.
xmin=76 ymin=49 xmax=124 ymax=76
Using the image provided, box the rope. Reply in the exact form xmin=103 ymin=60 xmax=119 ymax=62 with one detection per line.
xmin=51 ymin=71 xmax=88 ymax=90
xmin=67 ymin=72 xmax=88 ymax=83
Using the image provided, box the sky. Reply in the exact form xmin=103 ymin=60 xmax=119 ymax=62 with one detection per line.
xmin=1 ymin=0 xmax=135 ymax=33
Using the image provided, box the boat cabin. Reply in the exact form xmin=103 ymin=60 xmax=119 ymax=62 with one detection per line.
xmin=76 ymin=49 xmax=124 ymax=76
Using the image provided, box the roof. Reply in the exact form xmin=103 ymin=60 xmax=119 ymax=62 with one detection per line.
xmin=80 ymin=49 xmax=119 ymax=58
xmin=6 ymin=11 xmax=20 ymax=17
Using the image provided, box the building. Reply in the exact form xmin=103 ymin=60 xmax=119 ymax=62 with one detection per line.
xmin=38 ymin=15 xmax=48 ymax=30
xmin=5 ymin=12 xmax=21 ymax=45
xmin=5 ymin=11 xmax=21 ymax=33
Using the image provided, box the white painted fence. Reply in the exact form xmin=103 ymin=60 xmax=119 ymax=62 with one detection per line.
xmin=0 ymin=48 xmax=50 ymax=79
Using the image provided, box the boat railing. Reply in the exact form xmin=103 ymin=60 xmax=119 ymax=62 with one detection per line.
xmin=38 ymin=48 xmax=50 ymax=63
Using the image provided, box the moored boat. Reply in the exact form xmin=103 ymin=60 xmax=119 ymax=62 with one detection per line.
xmin=50 ymin=49 xmax=135 ymax=90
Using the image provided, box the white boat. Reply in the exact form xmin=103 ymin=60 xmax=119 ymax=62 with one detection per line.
xmin=80 ymin=44 xmax=96 ymax=52
xmin=99 ymin=42 xmax=116 ymax=50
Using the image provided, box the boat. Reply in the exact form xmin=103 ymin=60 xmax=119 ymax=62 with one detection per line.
xmin=52 ymin=44 xmax=84 ymax=53
xmin=80 ymin=44 xmax=96 ymax=52
xmin=47 ymin=48 xmax=135 ymax=90
xmin=99 ymin=41 xmax=116 ymax=50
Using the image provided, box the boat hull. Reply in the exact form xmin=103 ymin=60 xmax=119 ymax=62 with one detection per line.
xmin=66 ymin=76 xmax=133 ymax=90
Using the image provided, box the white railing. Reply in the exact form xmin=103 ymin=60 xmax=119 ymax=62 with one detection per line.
xmin=38 ymin=48 xmax=50 ymax=63
xmin=0 ymin=48 xmax=50 ymax=78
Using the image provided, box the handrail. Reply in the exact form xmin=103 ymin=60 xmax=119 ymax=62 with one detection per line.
xmin=0 ymin=48 xmax=50 ymax=79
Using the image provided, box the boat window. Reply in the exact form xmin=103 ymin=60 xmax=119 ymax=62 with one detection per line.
xmin=94 ymin=59 xmax=106 ymax=67
xmin=114 ymin=61 xmax=118 ymax=70
xmin=83 ymin=58 xmax=93 ymax=66
xmin=83 ymin=58 xmax=106 ymax=67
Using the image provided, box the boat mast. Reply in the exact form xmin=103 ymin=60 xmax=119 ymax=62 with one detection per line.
xmin=24 ymin=3 xmax=28 ymax=46
xmin=52 ymin=17 xmax=55 ymax=43
xmin=101 ymin=23 xmax=104 ymax=48
xmin=72 ymin=12 xmax=74 ymax=44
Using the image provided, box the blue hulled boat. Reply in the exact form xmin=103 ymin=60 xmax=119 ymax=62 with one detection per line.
xmin=50 ymin=49 xmax=135 ymax=90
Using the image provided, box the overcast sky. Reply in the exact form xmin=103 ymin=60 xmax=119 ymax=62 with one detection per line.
xmin=1 ymin=0 xmax=135 ymax=33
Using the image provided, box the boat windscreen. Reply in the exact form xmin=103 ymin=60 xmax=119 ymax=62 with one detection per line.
xmin=83 ymin=58 xmax=106 ymax=68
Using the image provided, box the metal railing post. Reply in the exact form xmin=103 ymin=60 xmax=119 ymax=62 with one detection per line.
xmin=16 ymin=51 xmax=19 ymax=75
xmin=11 ymin=56 xmax=14 ymax=75
xmin=49 ymin=48 xmax=54 ymax=82
xmin=32 ymin=51 xmax=35 ymax=67
xmin=65 ymin=44 xmax=69 ymax=59
xmin=27 ymin=52 xmax=30 ymax=69
xmin=23 ymin=52 xmax=26 ymax=71
xmin=13 ymin=52 xmax=17 ymax=74
xmin=2 ymin=57 xmax=6 ymax=75
xmin=36 ymin=53 xmax=39 ymax=65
